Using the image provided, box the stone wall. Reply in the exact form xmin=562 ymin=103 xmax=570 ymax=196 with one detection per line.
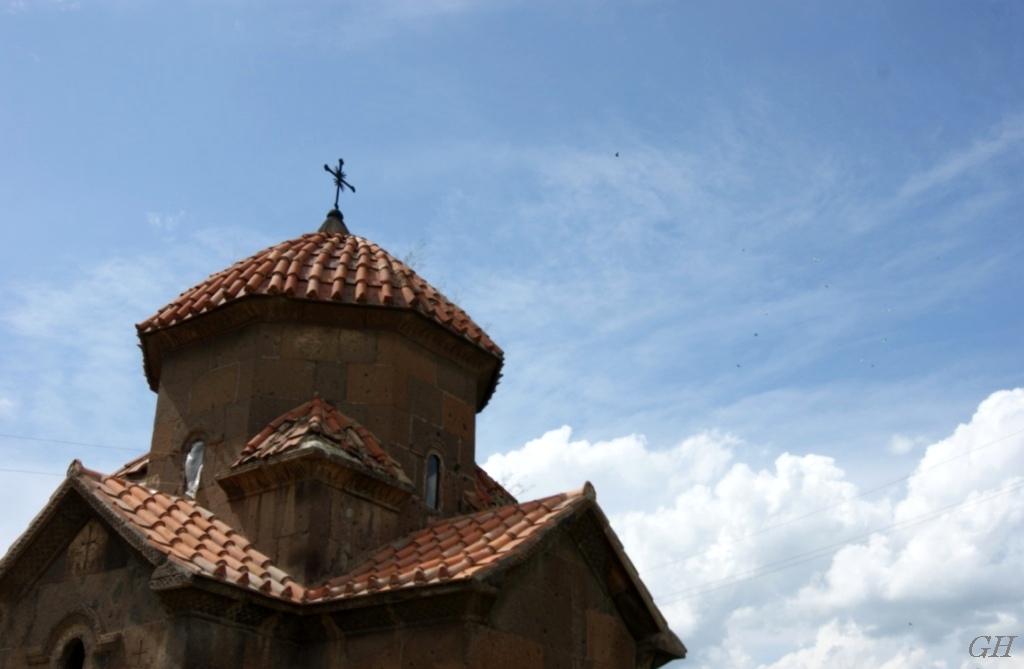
xmin=467 ymin=529 xmax=638 ymax=669
xmin=223 ymin=477 xmax=414 ymax=584
xmin=0 ymin=518 xmax=173 ymax=668
xmin=145 ymin=320 xmax=482 ymax=582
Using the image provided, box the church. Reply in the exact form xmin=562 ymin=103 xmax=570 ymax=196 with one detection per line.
xmin=0 ymin=167 xmax=686 ymax=668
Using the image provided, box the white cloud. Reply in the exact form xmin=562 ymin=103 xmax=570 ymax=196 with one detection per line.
xmin=483 ymin=426 xmax=735 ymax=510
xmin=482 ymin=388 xmax=1024 ymax=667
xmin=755 ymin=620 xmax=932 ymax=669
xmin=0 ymin=397 xmax=14 ymax=419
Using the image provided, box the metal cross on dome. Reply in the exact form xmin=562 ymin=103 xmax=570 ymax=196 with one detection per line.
xmin=324 ymin=158 xmax=356 ymax=211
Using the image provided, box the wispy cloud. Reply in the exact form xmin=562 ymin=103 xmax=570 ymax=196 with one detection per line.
xmin=261 ymin=0 xmax=502 ymax=51
xmin=0 ymin=213 xmax=273 ymax=470
xmin=6 ymin=0 xmax=79 ymax=14
xmin=888 ymin=434 xmax=926 ymax=455
xmin=146 ymin=209 xmax=186 ymax=233
xmin=417 ymin=112 xmax=1023 ymax=458
xmin=897 ymin=114 xmax=1024 ymax=201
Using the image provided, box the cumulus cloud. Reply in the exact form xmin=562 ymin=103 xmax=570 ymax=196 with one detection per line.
xmin=482 ymin=388 xmax=1024 ymax=667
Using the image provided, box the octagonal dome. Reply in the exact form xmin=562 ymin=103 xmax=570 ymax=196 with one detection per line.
xmin=137 ymin=216 xmax=503 ymax=408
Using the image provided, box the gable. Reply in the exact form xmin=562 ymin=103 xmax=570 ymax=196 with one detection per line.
xmin=38 ymin=519 xmax=131 ymax=585
xmin=480 ymin=528 xmax=639 ymax=667
xmin=0 ymin=480 xmax=157 ymax=604
xmin=476 ymin=502 xmax=686 ymax=667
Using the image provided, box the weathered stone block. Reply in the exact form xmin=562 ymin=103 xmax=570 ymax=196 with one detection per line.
xmin=437 ymin=360 xmax=476 ymax=405
xmin=378 ymin=333 xmax=437 ymax=385
xmin=281 ymin=326 xmax=339 ymax=361
xmin=347 ymin=363 xmax=394 ymax=405
xmin=586 ymin=609 xmax=634 ymax=666
xmin=253 ymin=358 xmax=315 ymax=400
xmin=442 ymin=393 xmax=474 ymax=442
xmin=188 ymin=363 xmax=240 ymax=414
xmin=337 ymin=329 xmax=377 ymax=363
xmin=313 ymin=361 xmax=347 ymax=406
xmin=466 ymin=627 xmax=544 ymax=669
xmin=408 ymin=377 xmax=442 ymax=427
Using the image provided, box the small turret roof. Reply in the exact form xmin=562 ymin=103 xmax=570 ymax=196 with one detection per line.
xmin=233 ymin=396 xmax=408 ymax=484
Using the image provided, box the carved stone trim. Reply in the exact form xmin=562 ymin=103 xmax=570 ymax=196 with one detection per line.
xmin=25 ymin=607 xmax=123 ymax=668
xmin=218 ymin=447 xmax=413 ymax=508
xmin=150 ymin=559 xmax=195 ymax=591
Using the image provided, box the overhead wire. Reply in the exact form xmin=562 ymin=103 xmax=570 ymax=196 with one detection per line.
xmin=0 ymin=432 xmax=144 ymax=478
xmin=0 ymin=432 xmax=140 ymax=453
xmin=0 ymin=467 xmax=65 ymax=477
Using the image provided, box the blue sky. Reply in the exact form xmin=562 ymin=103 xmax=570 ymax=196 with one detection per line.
xmin=1 ymin=2 xmax=1023 ymax=666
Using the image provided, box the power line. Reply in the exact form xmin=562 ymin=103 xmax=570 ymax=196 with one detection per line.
xmin=0 ymin=467 xmax=64 ymax=477
xmin=655 ymin=478 xmax=1024 ymax=605
xmin=643 ymin=424 xmax=1024 ymax=573
xmin=0 ymin=432 xmax=141 ymax=453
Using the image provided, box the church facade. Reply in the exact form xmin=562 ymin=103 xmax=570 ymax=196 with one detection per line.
xmin=0 ymin=206 xmax=685 ymax=668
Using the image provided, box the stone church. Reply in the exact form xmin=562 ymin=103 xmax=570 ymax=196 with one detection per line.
xmin=0 ymin=197 xmax=686 ymax=667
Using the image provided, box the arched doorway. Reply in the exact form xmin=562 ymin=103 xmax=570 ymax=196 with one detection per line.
xmin=58 ymin=638 xmax=85 ymax=669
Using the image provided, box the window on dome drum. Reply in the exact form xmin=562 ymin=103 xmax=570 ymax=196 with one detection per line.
xmin=60 ymin=638 xmax=85 ymax=669
xmin=425 ymin=454 xmax=442 ymax=510
xmin=184 ymin=439 xmax=206 ymax=499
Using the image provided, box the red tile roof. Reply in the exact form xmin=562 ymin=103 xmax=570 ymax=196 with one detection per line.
xmin=464 ymin=464 xmax=518 ymax=511
xmin=232 ymin=397 xmax=408 ymax=484
xmin=69 ymin=460 xmax=589 ymax=605
xmin=76 ymin=465 xmax=304 ymax=602
xmin=112 ymin=453 xmax=149 ymax=479
xmin=137 ymin=231 xmax=502 ymax=359
xmin=306 ymin=485 xmax=591 ymax=601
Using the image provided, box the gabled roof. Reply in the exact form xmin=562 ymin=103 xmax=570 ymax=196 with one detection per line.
xmin=136 ymin=231 xmax=502 ymax=360
xmin=77 ymin=463 xmax=304 ymax=602
xmin=0 ymin=462 xmax=302 ymax=603
xmin=231 ymin=397 xmax=409 ymax=485
xmin=306 ymin=485 xmax=586 ymax=601
xmin=0 ymin=463 xmax=684 ymax=663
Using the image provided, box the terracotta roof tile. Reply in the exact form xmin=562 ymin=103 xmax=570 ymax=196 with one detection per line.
xmin=462 ymin=464 xmax=518 ymax=512
xmin=111 ymin=454 xmax=149 ymax=479
xmin=232 ymin=397 xmax=409 ymax=484
xmin=76 ymin=470 xmax=305 ymax=603
xmin=70 ymin=459 xmax=592 ymax=607
xmin=307 ymin=485 xmax=591 ymax=602
xmin=137 ymin=231 xmax=502 ymax=359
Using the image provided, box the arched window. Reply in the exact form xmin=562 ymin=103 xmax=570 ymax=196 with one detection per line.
xmin=60 ymin=638 xmax=85 ymax=669
xmin=425 ymin=453 xmax=442 ymax=510
xmin=184 ymin=439 xmax=206 ymax=499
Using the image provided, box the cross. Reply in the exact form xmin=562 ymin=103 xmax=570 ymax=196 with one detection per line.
xmin=128 ymin=637 xmax=149 ymax=665
xmin=70 ymin=522 xmax=104 ymax=574
xmin=323 ymin=158 xmax=356 ymax=211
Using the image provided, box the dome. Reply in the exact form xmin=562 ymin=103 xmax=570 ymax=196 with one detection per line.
xmin=137 ymin=216 xmax=503 ymax=406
